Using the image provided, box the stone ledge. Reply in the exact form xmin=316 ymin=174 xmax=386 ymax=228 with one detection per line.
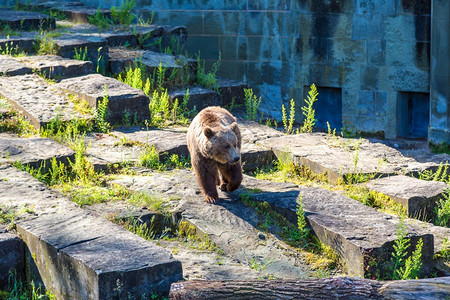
xmin=366 ymin=175 xmax=448 ymax=220
xmin=0 ymin=165 xmax=183 ymax=298
xmin=0 ymin=225 xmax=24 ymax=290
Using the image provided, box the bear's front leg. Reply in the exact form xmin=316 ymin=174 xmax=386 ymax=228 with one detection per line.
xmin=193 ymin=156 xmax=220 ymax=203
xmin=218 ymin=162 xmax=242 ymax=192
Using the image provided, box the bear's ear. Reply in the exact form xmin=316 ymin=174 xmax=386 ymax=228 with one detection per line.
xmin=203 ymin=127 xmax=215 ymax=139
xmin=230 ymin=122 xmax=239 ymax=135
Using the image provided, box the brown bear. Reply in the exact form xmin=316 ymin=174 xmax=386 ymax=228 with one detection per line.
xmin=187 ymin=106 xmax=243 ymax=204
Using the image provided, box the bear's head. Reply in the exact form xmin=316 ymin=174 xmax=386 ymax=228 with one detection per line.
xmin=202 ymin=122 xmax=240 ymax=164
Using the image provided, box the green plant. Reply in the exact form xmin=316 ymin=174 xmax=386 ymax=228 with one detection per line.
xmin=244 ymin=88 xmax=261 ymax=121
xmin=389 ymin=219 xmax=423 ymax=280
xmin=300 ymin=83 xmax=319 ymax=133
xmin=0 ymin=38 xmax=26 ymax=57
xmin=0 ymin=105 xmax=36 ymax=136
xmin=139 ymin=144 xmax=161 ymax=169
xmin=88 ymin=8 xmax=113 ymax=31
xmin=435 ymin=189 xmax=450 ymax=227
xmin=196 ymin=52 xmax=221 ymax=91
xmin=34 ymin=34 xmax=58 ymax=55
xmin=282 ymin=98 xmax=296 ymax=134
xmin=1 ymin=271 xmax=55 ymax=300
xmin=296 ymin=194 xmax=310 ymax=248
xmin=149 ymin=88 xmax=170 ymax=126
xmin=418 ymin=162 xmax=449 ymax=183
xmin=110 ymin=0 xmax=136 ymax=28
xmin=73 ymin=46 xmax=88 ymax=61
xmin=94 ymin=85 xmax=110 ymax=133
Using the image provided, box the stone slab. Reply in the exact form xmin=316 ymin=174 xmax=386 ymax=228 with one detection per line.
xmin=17 ymin=55 xmax=93 ymax=79
xmin=0 ymin=132 xmax=74 ymax=170
xmin=0 ymin=36 xmax=35 ymax=54
xmin=85 ymin=121 xmax=276 ymax=172
xmin=240 ymin=176 xmax=435 ymax=278
xmin=55 ymin=74 xmax=150 ymax=124
xmin=366 ymin=175 xmax=448 ymax=220
xmin=0 ymin=225 xmax=24 ymax=290
xmin=258 ymin=133 xmax=450 ymax=184
xmin=217 ymin=77 xmax=248 ymax=106
xmin=0 ymin=165 xmax=183 ymax=298
xmin=0 ymin=74 xmax=91 ymax=130
xmin=84 ymin=127 xmax=187 ymax=170
xmin=0 ymin=55 xmax=31 ymax=76
xmin=108 ymin=48 xmax=195 ymax=83
xmin=109 ymin=170 xmax=322 ymax=280
xmin=0 ymin=9 xmax=55 ymax=31
xmin=52 ymin=34 xmax=108 ymax=70
xmin=169 ymin=86 xmax=221 ymax=111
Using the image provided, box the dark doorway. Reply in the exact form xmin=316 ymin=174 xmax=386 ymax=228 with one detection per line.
xmin=304 ymin=86 xmax=342 ymax=130
xmin=396 ymin=92 xmax=430 ymax=138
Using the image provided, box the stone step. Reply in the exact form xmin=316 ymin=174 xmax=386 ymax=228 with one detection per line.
xmin=85 ymin=202 xmax=264 ymax=281
xmin=0 ymin=74 xmax=91 ymax=130
xmin=17 ymin=55 xmax=93 ymax=79
xmin=85 ymin=121 xmax=275 ymax=172
xmin=217 ymin=77 xmax=248 ymax=107
xmin=0 ymin=225 xmax=24 ymax=290
xmin=0 ymin=132 xmax=74 ymax=170
xmin=366 ymin=175 xmax=448 ymax=220
xmin=0 ymin=55 xmax=31 ymax=76
xmin=0 ymin=35 xmax=36 ymax=54
xmin=55 ymin=73 xmax=150 ymax=124
xmin=109 ymin=170 xmax=320 ymax=280
xmin=240 ymin=176 xmax=435 ymax=278
xmin=0 ymin=165 xmax=183 ymax=298
xmin=108 ymin=48 xmax=196 ymax=81
xmin=168 ymin=86 xmax=221 ymax=111
xmin=0 ymin=9 xmax=55 ymax=31
xmin=52 ymin=33 xmax=109 ymax=70
xmin=258 ymin=133 xmax=450 ymax=184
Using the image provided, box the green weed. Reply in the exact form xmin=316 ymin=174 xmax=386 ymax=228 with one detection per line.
xmin=110 ymin=0 xmax=136 ymax=28
xmin=300 ymin=83 xmax=319 ymax=133
xmin=282 ymin=98 xmax=296 ymax=135
xmin=94 ymin=85 xmax=110 ymax=133
xmin=88 ymin=8 xmax=113 ymax=31
xmin=435 ymin=189 xmax=450 ymax=227
xmin=196 ymin=52 xmax=221 ymax=91
xmin=0 ymin=38 xmax=27 ymax=57
xmin=73 ymin=46 xmax=88 ymax=61
xmin=0 ymin=105 xmax=36 ymax=136
xmin=33 ymin=34 xmax=58 ymax=55
xmin=389 ymin=219 xmax=423 ymax=280
xmin=0 ymin=272 xmax=55 ymax=300
xmin=244 ymin=88 xmax=261 ymax=121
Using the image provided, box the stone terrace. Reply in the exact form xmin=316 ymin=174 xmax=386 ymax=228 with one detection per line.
xmin=0 ymin=2 xmax=449 ymax=298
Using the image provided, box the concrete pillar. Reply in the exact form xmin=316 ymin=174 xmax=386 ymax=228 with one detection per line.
xmin=429 ymin=0 xmax=450 ymax=144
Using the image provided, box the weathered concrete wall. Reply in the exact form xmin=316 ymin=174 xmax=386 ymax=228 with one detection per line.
xmin=429 ymin=0 xmax=450 ymax=144
xmin=76 ymin=1 xmax=437 ymax=139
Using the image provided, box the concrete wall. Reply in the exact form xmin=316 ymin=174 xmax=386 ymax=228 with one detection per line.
xmin=429 ymin=0 xmax=450 ymax=144
xmin=82 ymin=1 xmax=441 ymax=140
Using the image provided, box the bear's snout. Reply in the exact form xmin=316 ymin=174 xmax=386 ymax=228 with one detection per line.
xmin=229 ymin=155 xmax=240 ymax=164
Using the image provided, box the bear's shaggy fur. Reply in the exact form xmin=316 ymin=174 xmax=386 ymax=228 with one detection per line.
xmin=186 ymin=106 xmax=242 ymax=204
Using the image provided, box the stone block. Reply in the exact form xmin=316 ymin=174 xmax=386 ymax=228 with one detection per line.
xmin=367 ymin=40 xmax=386 ymax=66
xmin=153 ymin=10 xmax=203 ymax=35
xmin=243 ymin=177 xmax=435 ymax=278
xmin=388 ymin=67 xmax=429 ymax=92
xmin=247 ymin=0 xmax=290 ymax=11
xmin=0 ymin=10 xmax=55 ymax=31
xmin=0 ymin=36 xmax=35 ymax=54
xmin=52 ymin=34 xmax=108 ymax=71
xmin=356 ymin=0 xmax=396 ymax=15
xmin=186 ymin=35 xmax=219 ymax=60
xmin=366 ymin=175 xmax=447 ymax=220
xmin=0 ymin=133 xmax=75 ymax=170
xmin=159 ymin=26 xmax=188 ymax=54
xmin=0 ymin=226 xmax=24 ymax=290
xmin=58 ymin=7 xmax=111 ymax=24
xmin=55 ymin=74 xmax=150 ymax=124
xmin=241 ymin=142 xmax=275 ymax=172
xmin=352 ymin=13 xmax=382 ymax=40
xmin=257 ymin=133 xmax=450 ymax=184
xmin=360 ymin=65 xmax=380 ymax=90
xmin=0 ymin=55 xmax=31 ymax=76
xmin=0 ymin=165 xmax=183 ymax=298
xmin=0 ymin=74 xmax=91 ymax=130
xmin=169 ymin=86 xmax=221 ymax=111
xmin=17 ymin=55 xmax=93 ymax=79
xmin=217 ymin=77 xmax=248 ymax=106
xmin=400 ymin=0 xmax=431 ymax=14
xmin=204 ymin=11 xmax=243 ymax=35
xmin=386 ymin=41 xmax=429 ymax=69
